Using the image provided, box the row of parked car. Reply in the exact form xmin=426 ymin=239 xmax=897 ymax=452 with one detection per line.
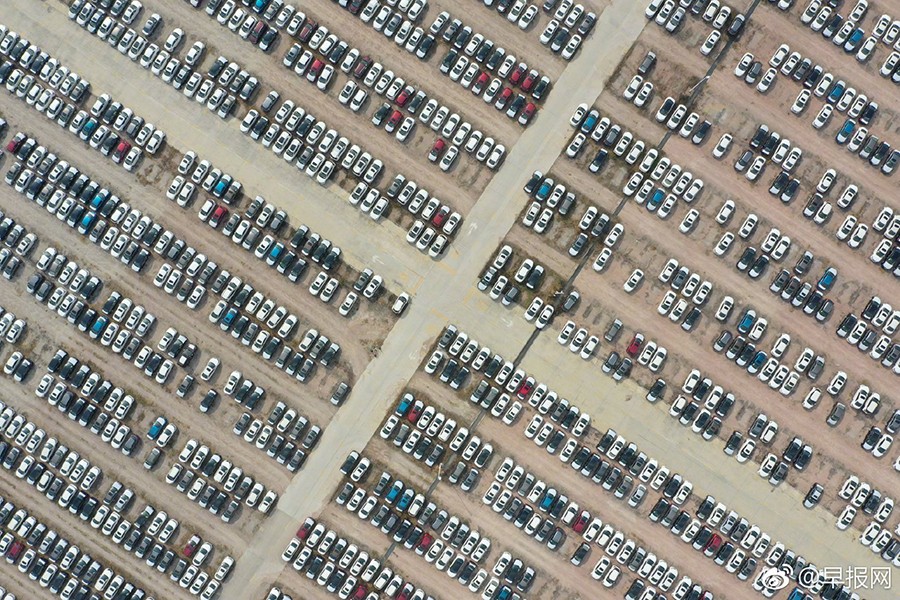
xmin=424 ymin=326 xmax=726 ymax=594
xmin=836 ymin=478 xmax=900 ymax=567
xmin=767 ymin=37 xmax=899 ymax=178
xmin=386 ymin=392 xmax=495 ymax=487
xmin=277 ymin=0 xmax=513 ymax=180
xmin=560 ymin=425 xmax=713 ymax=596
xmin=31 ymin=220 xmax=188 ymax=389
xmin=234 ymin=399 xmax=318 ymax=472
xmin=478 ymin=246 xmax=553 ymax=310
xmin=802 ymin=0 xmax=885 ymax=60
xmin=210 ymin=0 xmax=281 ymax=52
xmin=0 ymin=23 xmax=91 ymax=105
xmin=651 ymin=489 xmax=803 ymax=597
xmin=0 ymin=386 xmax=227 ymax=599
xmin=1 ymin=31 xmax=164 ymax=166
xmin=572 ymin=99 xmax=707 ymax=205
xmin=254 ymin=78 xmax=381 ymax=185
xmin=333 ymin=456 xmax=526 ymax=600
xmin=869 ymin=203 xmax=900 ymax=276
xmin=170 ymin=434 xmax=279 ymax=523
xmin=775 ymin=45 xmax=899 ymax=177
xmin=38 ymin=347 xmax=147 ymax=459
xmin=0 ymin=488 xmax=160 ymax=600
xmin=844 ymin=294 xmax=900 ymax=362
xmin=11 ymin=129 xmax=175 ymax=281
xmin=200 ymin=252 xmax=342 ymax=385
xmin=433 ymin=323 xmax=592 ymax=429
xmin=434 ymin=12 xmax=544 ymax=125
xmin=281 ymin=513 xmax=436 ymax=600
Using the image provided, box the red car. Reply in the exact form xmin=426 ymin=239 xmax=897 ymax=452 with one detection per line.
xmin=395 ymin=86 xmax=413 ymax=107
xmin=516 ymin=376 xmax=535 ymax=399
xmin=5 ymin=132 xmax=25 ymax=153
xmin=298 ymin=21 xmax=318 ymax=43
xmin=5 ymin=540 xmax=24 ymax=562
xmin=521 ymin=69 xmax=539 ymax=92
xmin=432 ymin=206 xmax=450 ymax=227
xmin=509 ymin=62 xmax=527 ymax=85
xmin=572 ymin=511 xmax=591 ymax=533
xmin=296 ymin=517 xmax=315 ymax=541
xmin=703 ymin=533 xmax=722 ymax=557
xmin=518 ymin=103 xmax=536 ymax=126
xmin=385 ymin=110 xmax=403 ymax=133
xmin=352 ymin=586 xmax=367 ymax=600
xmin=471 ymin=71 xmax=490 ymax=95
xmin=248 ymin=21 xmax=268 ymax=44
xmin=428 ymin=138 xmax=446 ymax=162
xmin=183 ymin=534 xmax=201 ymax=557
xmin=416 ymin=533 xmax=434 ymax=554
xmin=353 ymin=55 xmax=373 ymax=79
xmin=407 ymin=400 xmax=424 ymax=423
xmin=306 ymin=59 xmax=324 ymax=82
xmin=209 ymin=205 xmax=228 ymax=228
xmin=494 ymin=87 xmax=513 ymax=109
xmin=626 ymin=333 xmax=644 ymax=358
xmin=112 ymin=140 xmax=132 ymax=164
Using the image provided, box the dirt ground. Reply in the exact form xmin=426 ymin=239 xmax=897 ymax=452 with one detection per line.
xmin=2 ymin=1 xmax=898 ymax=600
xmin=535 ymin=2 xmax=900 ymax=511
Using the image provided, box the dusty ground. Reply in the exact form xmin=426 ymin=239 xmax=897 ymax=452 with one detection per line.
xmin=1 ymin=1 xmax=897 ymax=600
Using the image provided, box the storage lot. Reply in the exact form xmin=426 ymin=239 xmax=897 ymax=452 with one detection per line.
xmin=0 ymin=0 xmax=897 ymax=600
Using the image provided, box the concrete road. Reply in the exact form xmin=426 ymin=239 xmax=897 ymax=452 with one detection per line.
xmin=519 ymin=332 xmax=892 ymax=594
xmin=14 ymin=2 xmax=884 ymax=599
xmin=1 ymin=0 xmax=432 ymax=293
xmin=216 ymin=0 xmax=651 ymax=596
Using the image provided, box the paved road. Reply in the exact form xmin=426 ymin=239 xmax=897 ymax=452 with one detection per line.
xmin=15 ymin=3 xmax=887 ymax=599
xmin=218 ymin=0 xmax=651 ymax=596
xmin=3 ymin=0 xmax=432 ymax=291
xmin=519 ymin=333 xmax=892 ymax=594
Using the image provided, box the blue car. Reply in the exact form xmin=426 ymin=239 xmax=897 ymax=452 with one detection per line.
xmin=580 ymin=110 xmax=599 ymax=134
xmin=221 ymin=307 xmax=238 ymax=329
xmin=844 ymin=29 xmax=864 ymax=52
xmin=835 ymin=119 xmax=855 ymax=144
xmin=827 ymin=81 xmax=845 ymax=104
xmin=267 ymin=243 xmax=283 ymax=264
xmin=89 ymin=316 xmax=107 ymax=339
xmin=80 ymin=119 xmax=97 ymax=138
xmin=395 ymin=394 xmax=413 ymax=417
xmin=535 ymin=180 xmax=553 ymax=201
xmin=748 ymin=351 xmax=767 ymax=373
xmin=147 ymin=417 xmax=167 ymax=439
xmin=539 ymin=489 xmax=557 ymax=512
xmin=647 ymin=189 xmax=665 ymax=211
xmin=78 ymin=211 xmax=97 ymax=235
xmin=817 ymin=267 xmax=837 ymax=291
xmin=737 ymin=309 xmax=756 ymax=334
xmin=90 ymin=191 xmax=108 ymax=210
xmin=385 ymin=482 xmax=403 ymax=504
xmin=397 ymin=490 xmax=414 ymax=511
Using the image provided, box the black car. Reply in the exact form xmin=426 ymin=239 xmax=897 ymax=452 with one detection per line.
xmin=794 ymin=445 xmax=813 ymax=470
xmin=861 ymin=426 xmax=882 ymax=451
xmin=826 ymin=402 xmax=845 ymax=427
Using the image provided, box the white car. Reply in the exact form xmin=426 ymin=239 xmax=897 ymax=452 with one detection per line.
xmin=623 ymin=269 xmax=643 ymax=293
xmin=700 ymin=30 xmax=720 ymax=56
xmin=712 ymin=133 xmax=732 ymax=160
xmin=679 ymin=209 xmax=699 ymax=234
